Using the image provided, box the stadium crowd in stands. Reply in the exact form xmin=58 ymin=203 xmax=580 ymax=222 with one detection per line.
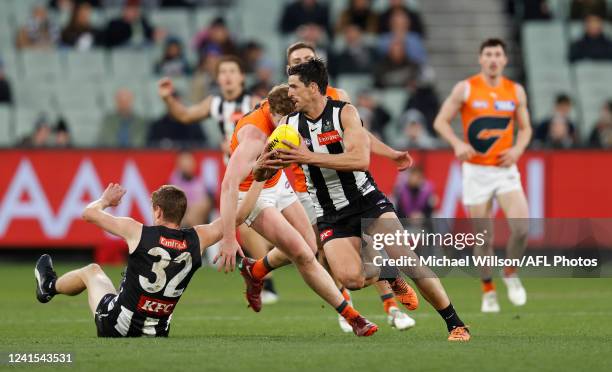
xmin=0 ymin=0 xmax=610 ymax=149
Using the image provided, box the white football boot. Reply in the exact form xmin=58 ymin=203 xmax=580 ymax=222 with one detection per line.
xmin=481 ymin=290 xmax=501 ymax=313
xmin=387 ymin=307 xmax=416 ymax=330
xmin=502 ymin=274 xmax=527 ymax=306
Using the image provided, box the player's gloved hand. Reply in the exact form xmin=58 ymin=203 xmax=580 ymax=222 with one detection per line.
xmin=101 ymin=183 xmax=126 ymax=208
xmin=158 ymin=77 xmax=174 ymax=99
xmin=391 ymin=150 xmax=414 ymax=170
xmin=454 ymin=141 xmax=476 ymax=161
xmin=498 ymin=146 xmax=522 ymax=167
xmin=214 ymin=237 xmax=244 ymax=273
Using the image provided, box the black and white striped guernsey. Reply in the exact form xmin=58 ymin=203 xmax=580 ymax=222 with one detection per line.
xmin=210 ymin=93 xmax=252 ymax=138
xmin=286 ymin=99 xmax=376 ymax=218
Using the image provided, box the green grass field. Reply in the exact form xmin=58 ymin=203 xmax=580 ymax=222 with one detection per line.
xmin=2 ymin=262 xmax=611 ymax=371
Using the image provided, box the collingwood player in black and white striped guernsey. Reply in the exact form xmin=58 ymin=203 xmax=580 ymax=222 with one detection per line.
xmin=159 ymin=55 xmax=259 ymax=160
xmin=34 ymin=183 xmax=262 ymax=337
xmin=267 ymin=59 xmax=471 ymax=341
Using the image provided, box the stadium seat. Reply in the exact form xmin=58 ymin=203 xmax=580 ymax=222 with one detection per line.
xmin=54 ymin=80 xmax=103 ymax=113
xmin=21 ymin=50 xmax=64 ymax=81
xmin=522 ymin=21 xmax=567 ymax=68
xmin=574 ymin=62 xmax=612 ymax=138
xmin=0 ymin=105 xmax=13 ymax=146
xmin=110 ymin=49 xmax=153 ymax=80
xmin=62 ymin=109 xmax=104 ymax=147
xmin=0 ymin=47 xmax=20 ymax=81
xmin=146 ymin=77 xmax=190 ymax=117
xmin=335 ymin=74 xmax=374 ymax=100
xmin=151 ymin=10 xmax=193 ymax=45
xmin=374 ymin=88 xmax=408 ymax=120
xmin=0 ymin=15 xmax=14 ymax=49
xmin=13 ymin=80 xmax=58 ymax=112
xmin=64 ymin=50 xmax=109 ymax=80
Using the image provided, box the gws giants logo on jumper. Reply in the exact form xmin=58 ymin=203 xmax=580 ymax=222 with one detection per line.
xmin=318 ymin=130 xmax=342 ymax=145
xmin=137 ymin=295 xmax=177 ymax=316
xmin=159 ymin=236 xmax=187 ymax=250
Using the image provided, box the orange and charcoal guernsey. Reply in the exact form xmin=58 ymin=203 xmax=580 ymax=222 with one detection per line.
xmin=460 ymin=74 xmax=519 ymax=166
xmin=230 ymin=100 xmax=282 ymax=191
xmin=289 ymin=85 xmax=343 ymax=193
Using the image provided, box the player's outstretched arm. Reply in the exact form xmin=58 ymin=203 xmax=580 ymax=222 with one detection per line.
xmin=434 ymin=81 xmax=476 ymax=161
xmin=216 ymin=126 xmax=267 ymax=272
xmin=82 ymin=183 xmax=143 ymax=253
xmin=275 ymin=104 xmax=371 ymax=172
xmin=194 ymin=180 xmax=265 ymax=255
xmin=158 ymin=77 xmax=212 ymax=124
xmin=499 ymin=84 xmax=532 ymax=167
xmin=335 ymin=88 xmax=413 ymax=170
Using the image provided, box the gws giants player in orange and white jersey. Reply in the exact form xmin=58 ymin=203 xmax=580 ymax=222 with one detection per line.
xmin=434 ymin=38 xmax=532 ymax=313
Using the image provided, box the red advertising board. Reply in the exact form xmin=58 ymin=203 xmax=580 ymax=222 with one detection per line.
xmin=0 ymin=149 xmax=611 ymax=247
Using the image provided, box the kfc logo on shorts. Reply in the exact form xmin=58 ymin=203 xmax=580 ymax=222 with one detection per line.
xmin=317 ymin=131 xmax=342 ymax=146
xmin=320 ymin=228 xmax=334 ymax=241
xmin=137 ymin=295 xmax=177 ymax=316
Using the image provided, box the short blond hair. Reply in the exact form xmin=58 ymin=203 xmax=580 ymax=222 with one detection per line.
xmin=267 ymin=84 xmax=295 ymax=116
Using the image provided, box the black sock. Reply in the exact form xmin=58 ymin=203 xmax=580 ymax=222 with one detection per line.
xmin=335 ymin=300 xmax=348 ymax=314
xmin=437 ymin=303 xmax=465 ymax=332
xmin=380 ymin=293 xmax=394 ymax=301
xmin=263 ymin=278 xmax=276 ymax=293
xmin=262 ymin=256 xmax=274 ymax=271
xmin=380 ymin=262 xmax=401 ymax=281
xmin=482 ymin=277 xmax=492 ymax=284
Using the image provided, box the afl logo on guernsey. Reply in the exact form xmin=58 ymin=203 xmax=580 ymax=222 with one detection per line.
xmin=494 ymin=100 xmax=516 ymax=111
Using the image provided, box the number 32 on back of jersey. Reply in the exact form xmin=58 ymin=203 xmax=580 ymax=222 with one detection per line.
xmin=139 ymin=247 xmax=192 ymax=298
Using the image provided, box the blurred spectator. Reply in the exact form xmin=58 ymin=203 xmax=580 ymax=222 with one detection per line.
xmin=169 ymin=151 xmax=213 ymax=227
xmin=589 ymin=100 xmax=612 ymax=148
xmin=279 ymin=0 xmax=332 ymax=39
xmin=404 ymin=81 xmax=440 ymax=135
xmin=569 ymin=14 xmax=612 ymax=62
xmin=16 ymin=4 xmax=60 ymax=49
xmin=378 ymin=9 xmax=427 ymax=66
xmin=296 ymin=23 xmax=331 ymax=60
xmin=99 ymin=89 xmax=148 ymax=147
xmin=378 ymin=0 xmax=425 ymax=37
xmin=60 ymin=1 xmax=102 ymax=50
xmin=189 ymin=51 xmax=218 ymax=103
xmin=19 ymin=114 xmax=53 ymax=147
xmin=154 ymin=37 xmax=192 ymax=77
xmin=146 ymin=94 xmax=207 ymax=147
xmin=336 ymin=0 xmax=378 ymax=34
xmin=355 ymin=90 xmax=391 ymax=138
xmin=506 ymin=0 xmax=551 ymax=20
xmin=393 ymin=166 xmax=437 ymax=228
xmin=241 ymin=41 xmax=276 ymax=91
xmin=0 ymin=59 xmax=13 ymax=105
xmin=540 ymin=115 xmax=576 ymax=148
xmin=374 ymin=37 xmax=419 ymax=88
xmin=570 ymin=0 xmax=607 ymax=20
xmin=192 ymin=17 xmax=238 ymax=57
xmin=54 ymin=118 xmax=71 ymax=147
xmin=103 ymin=0 xmax=158 ymax=48
xmin=535 ymin=94 xmax=577 ymax=143
xmin=392 ymin=109 xmax=438 ymax=149
xmin=329 ymin=24 xmax=378 ymax=77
